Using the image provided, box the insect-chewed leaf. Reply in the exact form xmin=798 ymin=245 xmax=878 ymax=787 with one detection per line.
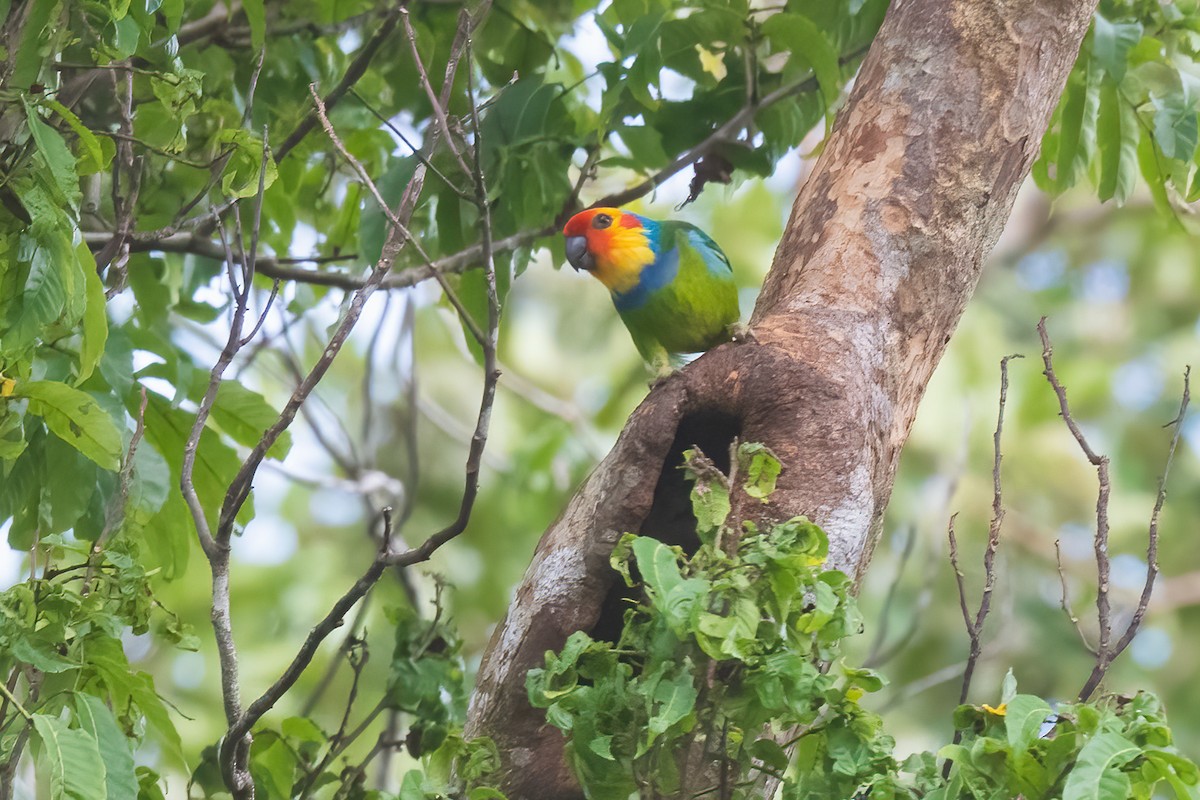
xmin=17 ymin=380 xmax=122 ymax=470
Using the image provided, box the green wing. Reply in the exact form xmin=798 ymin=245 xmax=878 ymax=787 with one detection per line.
xmin=618 ymin=222 xmax=739 ymax=365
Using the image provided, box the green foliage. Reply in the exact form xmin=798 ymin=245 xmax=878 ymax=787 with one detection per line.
xmin=940 ymin=686 xmax=1199 ymax=800
xmin=1035 ymin=1 xmax=1200 ymax=209
xmin=0 ymin=533 xmax=193 ymax=798
xmin=529 ymin=447 xmax=1200 ymax=799
xmin=527 ymin=446 xmax=881 ymax=798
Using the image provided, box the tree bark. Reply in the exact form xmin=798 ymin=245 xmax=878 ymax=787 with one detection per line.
xmin=465 ymin=0 xmax=1099 ymax=795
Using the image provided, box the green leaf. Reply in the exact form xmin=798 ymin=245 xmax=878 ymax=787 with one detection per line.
xmin=760 ymin=13 xmax=842 ymax=113
xmin=88 ymin=639 xmax=186 ymax=769
xmin=737 ymin=442 xmax=781 ymax=500
xmin=633 ymin=537 xmax=685 ymax=600
xmin=5 ymin=238 xmax=69 ymax=352
xmin=73 ymin=694 xmax=138 ymax=800
xmin=751 ymin=738 xmax=790 ymax=771
xmin=31 ymin=714 xmax=108 ymax=800
xmin=648 ymin=669 xmax=696 ymax=737
xmin=211 ymin=381 xmax=291 ymax=458
xmin=683 ymin=450 xmax=730 ymax=545
xmin=1152 ymin=70 xmax=1200 ymax=160
xmin=1005 ymin=694 xmax=1052 ymax=753
xmin=1144 ymin=749 xmax=1200 ymax=799
xmin=1096 ymin=83 xmax=1139 ymax=204
xmin=1137 ymin=127 xmax=1173 ymax=213
xmin=250 ymin=731 xmax=297 ymax=800
xmin=243 ymin=0 xmax=265 ymax=49
xmin=1091 ymin=15 xmax=1142 ymax=83
xmin=1063 ymin=732 xmax=1140 ymax=800
xmin=135 ymin=767 xmax=168 ymax=800
xmin=11 ymin=634 xmax=79 ymax=673
xmin=23 ymin=97 xmax=81 ymax=208
xmin=1000 ymin=668 xmax=1018 ymax=704
xmin=76 ymin=243 xmax=108 ymax=385
xmin=41 ymin=98 xmax=107 ymax=175
xmin=11 ymin=0 xmax=57 ymax=90
xmin=216 ymin=129 xmax=277 ymax=199
xmin=17 ymin=380 xmax=122 ymax=470
xmin=1056 ymin=60 xmax=1101 ymax=191
xmin=610 ymin=532 xmax=637 ymax=588
xmin=41 ymin=430 xmax=98 ymax=532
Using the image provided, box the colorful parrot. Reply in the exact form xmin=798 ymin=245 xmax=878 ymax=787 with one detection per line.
xmin=562 ymin=207 xmax=740 ymax=376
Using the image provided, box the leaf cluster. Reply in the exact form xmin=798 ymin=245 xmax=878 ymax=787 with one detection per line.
xmin=527 ymin=445 xmax=885 ymax=798
xmin=1036 ymin=0 xmax=1200 ymax=209
xmin=0 ymin=533 xmax=194 ymax=799
xmin=527 ymin=445 xmax=1200 ymax=800
xmin=940 ymin=677 xmax=1198 ymax=800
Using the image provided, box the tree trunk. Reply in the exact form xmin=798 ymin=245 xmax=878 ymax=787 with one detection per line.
xmin=465 ymin=0 xmax=1099 ymax=795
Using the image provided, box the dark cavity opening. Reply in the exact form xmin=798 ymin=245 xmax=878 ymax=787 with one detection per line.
xmin=589 ymin=410 xmax=742 ymax=644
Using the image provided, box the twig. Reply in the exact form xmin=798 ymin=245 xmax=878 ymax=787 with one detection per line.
xmin=95 ymin=65 xmax=139 ymax=290
xmin=349 ymin=87 xmax=472 ymax=199
xmin=1108 ymin=364 xmax=1190 ymax=660
xmin=295 ymin=637 xmax=371 ymax=797
xmin=400 ymin=8 xmax=473 ymax=178
xmin=1038 ymin=320 xmax=1189 ymax=701
xmin=944 ymin=354 xmax=1019 ymax=775
xmin=957 ymin=354 xmax=1020 ymax=704
xmin=300 ymin=600 xmax=373 ymax=718
xmin=864 ymin=525 xmax=918 ymax=666
xmin=1054 ymin=538 xmax=1096 ymax=654
xmin=0 ymin=681 xmax=30 ymax=722
xmin=0 ymin=670 xmax=42 ymax=800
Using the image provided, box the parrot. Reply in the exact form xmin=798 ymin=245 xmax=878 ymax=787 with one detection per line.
xmin=562 ymin=207 xmax=740 ymax=377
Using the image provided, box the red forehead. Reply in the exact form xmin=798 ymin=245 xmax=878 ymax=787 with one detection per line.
xmin=562 ymin=208 xmax=642 ymax=236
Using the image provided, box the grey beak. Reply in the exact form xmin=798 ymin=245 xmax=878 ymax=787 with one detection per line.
xmin=565 ymin=235 xmax=594 ymax=272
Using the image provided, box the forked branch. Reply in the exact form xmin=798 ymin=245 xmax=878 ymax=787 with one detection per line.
xmin=1037 ymin=318 xmax=1190 ymax=701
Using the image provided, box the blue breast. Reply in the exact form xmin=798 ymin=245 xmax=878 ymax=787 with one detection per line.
xmin=612 ymin=216 xmax=678 ymax=312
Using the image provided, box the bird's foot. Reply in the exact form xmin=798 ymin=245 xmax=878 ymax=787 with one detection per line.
xmin=729 ymin=322 xmax=757 ymax=345
xmin=646 ymin=359 xmax=676 ymax=391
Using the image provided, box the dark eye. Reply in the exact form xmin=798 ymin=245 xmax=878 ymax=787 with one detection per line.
xmin=593 ymin=213 xmax=612 ymax=230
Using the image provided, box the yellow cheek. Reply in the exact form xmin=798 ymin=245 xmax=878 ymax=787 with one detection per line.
xmin=593 ymin=237 xmax=654 ymax=293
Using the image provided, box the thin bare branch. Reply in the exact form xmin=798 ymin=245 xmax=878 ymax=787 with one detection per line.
xmin=1039 ymin=321 xmax=1189 ymax=701
xmin=946 ymin=515 xmax=973 ymax=644
xmin=400 ymin=7 xmax=473 ymax=178
xmin=864 ymin=525 xmax=918 ymax=666
xmin=1054 ymin=538 xmax=1096 ymax=655
xmin=1109 ymin=366 xmax=1190 ymax=657
xmin=1075 ymin=365 xmax=1190 ymax=701
xmin=349 ymin=87 xmax=472 ymax=199
xmin=944 ymin=355 xmax=1018 ymax=775
xmin=1038 ymin=318 xmax=1114 ymax=699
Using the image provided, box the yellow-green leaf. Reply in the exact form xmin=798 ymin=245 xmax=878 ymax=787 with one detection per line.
xmin=17 ymin=380 xmax=122 ymax=470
